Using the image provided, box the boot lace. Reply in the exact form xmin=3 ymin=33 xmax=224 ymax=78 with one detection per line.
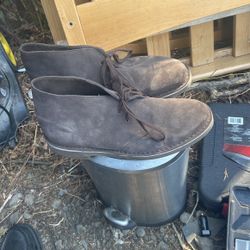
xmin=101 ymin=50 xmax=165 ymax=141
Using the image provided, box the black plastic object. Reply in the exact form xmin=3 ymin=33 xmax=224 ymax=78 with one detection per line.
xmin=199 ymin=103 xmax=250 ymax=211
xmin=0 ymin=42 xmax=28 ymax=149
xmin=227 ymin=185 xmax=250 ymax=250
xmin=199 ymin=213 xmax=211 ymax=237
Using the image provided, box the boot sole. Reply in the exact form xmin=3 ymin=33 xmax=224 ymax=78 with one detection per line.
xmin=47 ymin=110 xmax=214 ymax=160
xmin=160 ymin=66 xmax=192 ymax=98
xmin=0 ymin=224 xmax=43 ymax=250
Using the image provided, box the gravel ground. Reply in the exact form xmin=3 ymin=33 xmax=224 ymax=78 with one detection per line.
xmin=0 ymin=75 xmax=185 ymax=250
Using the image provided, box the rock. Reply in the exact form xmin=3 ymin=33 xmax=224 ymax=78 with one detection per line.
xmin=81 ymin=240 xmax=88 ymax=250
xmin=96 ymin=240 xmax=101 ymax=248
xmin=55 ymin=240 xmax=63 ymax=250
xmin=24 ymin=194 xmax=35 ymax=207
xmin=52 ymin=199 xmax=62 ymax=210
xmin=9 ymin=193 xmax=23 ymax=207
xmin=115 ymin=239 xmax=124 ymax=245
xmin=94 ymin=222 xmax=102 ymax=228
xmin=180 ymin=212 xmax=192 ymax=224
xmin=58 ymin=189 xmax=67 ymax=197
xmin=23 ymin=211 xmax=32 ymax=220
xmin=63 ymin=205 xmax=68 ymax=212
xmin=9 ymin=211 xmax=20 ymax=224
xmin=157 ymin=241 xmax=168 ymax=250
xmin=150 ymin=234 xmax=157 ymax=241
xmin=0 ymin=227 xmax=7 ymax=237
xmin=122 ymin=230 xmax=130 ymax=236
xmin=136 ymin=227 xmax=145 ymax=238
xmin=94 ymin=210 xmax=102 ymax=219
xmin=76 ymin=224 xmax=86 ymax=234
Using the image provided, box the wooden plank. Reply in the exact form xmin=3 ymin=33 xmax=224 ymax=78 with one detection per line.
xmin=41 ymin=0 xmax=66 ymax=43
xmin=181 ymin=47 xmax=232 ymax=66
xmin=115 ymin=25 xmax=233 ymax=56
xmin=146 ymin=33 xmax=171 ymax=56
xmin=54 ymin=0 xmax=86 ymax=45
xmin=190 ymin=22 xmax=214 ymax=66
xmin=233 ymin=12 xmax=250 ymax=57
xmin=191 ymin=53 xmax=250 ymax=81
xmin=116 ymin=40 xmax=147 ymax=55
xmin=76 ymin=1 xmax=250 ymax=50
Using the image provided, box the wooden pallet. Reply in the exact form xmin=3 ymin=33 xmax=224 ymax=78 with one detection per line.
xmin=41 ymin=0 xmax=250 ymax=81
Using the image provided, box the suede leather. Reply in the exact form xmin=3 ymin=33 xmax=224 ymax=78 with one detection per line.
xmin=0 ymin=224 xmax=42 ymax=250
xmin=31 ymin=76 xmax=213 ymax=159
xmin=21 ymin=43 xmax=191 ymax=97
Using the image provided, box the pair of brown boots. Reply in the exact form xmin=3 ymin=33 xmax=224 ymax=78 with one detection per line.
xmin=21 ymin=43 xmax=213 ymax=159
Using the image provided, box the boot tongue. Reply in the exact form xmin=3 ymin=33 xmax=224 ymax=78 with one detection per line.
xmin=101 ymin=53 xmax=165 ymax=142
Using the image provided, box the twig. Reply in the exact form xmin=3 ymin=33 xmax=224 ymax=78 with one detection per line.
xmin=210 ymin=85 xmax=250 ymax=99
xmin=7 ymin=160 xmax=52 ymax=166
xmin=49 ymin=217 xmax=64 ymax=227
xmin=0 ymin=160 xmax=8 ymax=174
xmin=0 ymin=203 xmax=22 ymax=224
xmin=32 ymin=209 xmax=53 ymax=216
xmin=8 ymin=152 xmax=32 ymax=192
xmin=42 ymin=180 xmax=64 ymax=190
xmin=17 ymin=214 xmax=23 ymax=223
xmin=186 ymin=190 xmax=199 ymax=224
xmin=0 ymin=193 xmax=13 ymax=214
xmin=172 ymin=223 xmax=190 ymax=250
xmin=62 ymin=190 xmax=85 ymax=203
xmin=32 ymin=124 xmax=38 ymax=166
xmin=68 ymin=161 xmax=81 ymax=173
xmin=189 ymin=73 xmax=250 ymax=91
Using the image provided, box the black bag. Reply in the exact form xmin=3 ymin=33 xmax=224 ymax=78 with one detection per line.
xmin=0 ymin=34 xmax=28 ymax=149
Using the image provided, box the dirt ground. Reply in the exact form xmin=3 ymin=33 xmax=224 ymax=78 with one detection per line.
xmin=0 ymin=69 xmax=249 ymax=250
xmin=0 ymin=74 xmax=184 ymax=250
xmin=0 ymin=6 xmax=250 ymax=248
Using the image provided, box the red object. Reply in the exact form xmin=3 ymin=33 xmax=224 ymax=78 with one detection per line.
xmin=222 ymin=203 xmax=229 ymax=217
xmin=224 ymin=144 xmax=250 ymax=157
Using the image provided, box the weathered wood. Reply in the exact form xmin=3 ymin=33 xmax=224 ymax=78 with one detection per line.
xmin=41 ymin=0 xmax=250 ymax=82
xmin=190 ymin=22 xmax=214 ymax=66
xmin=189 ymin=72 xmax=250 ymax=90
xmin=233 ymin=12 xmax=250 ymax=57
xmin=117 ymin=24 xmax=233 ymax=56
xmin=210 ymin=86 xmax=250 ymax=99
xmin=54 ymin=0 xmax=86 ymax=45
xmin=191 ymin=53 xmax=250 ymax=81
xmin=41 ymin=0 xmax=66 ymax=43
xmin=146 ymin=33 xmax=171 ymax=56
xmin=76 ymin=0 xmax=250 ymax=50
xmin=181 ymin=47 xmax=232 ymax=66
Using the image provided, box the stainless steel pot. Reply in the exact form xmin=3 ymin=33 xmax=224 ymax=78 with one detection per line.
xmin=82 ymin=148 xmax=189 ymax=228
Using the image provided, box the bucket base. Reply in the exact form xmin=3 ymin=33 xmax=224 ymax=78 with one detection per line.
xmin=83 ymin=149 xmax=189 ymax=227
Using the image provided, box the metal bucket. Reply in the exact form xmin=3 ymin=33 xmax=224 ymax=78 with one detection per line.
xmin=82 ymin=148 xmax=189 ymax=228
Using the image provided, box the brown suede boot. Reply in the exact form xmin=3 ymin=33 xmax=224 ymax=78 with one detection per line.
xmin=31 ymin=76 xmax=213 ymax=159
xmin=20 ymin=43 xmax=191 ymax=98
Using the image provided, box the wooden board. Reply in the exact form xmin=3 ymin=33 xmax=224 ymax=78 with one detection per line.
xmin=146 ymin=33 xmax=171 ymax=56
xmin=76 ymin=0 xmax=250 ymax=49
xmin=41 ymin=0 xmax=66 ymax=43
xmin=192 ymin=53 xmax=250 ymax=81
xmin=54 ymin=0 xmax=86 ymax=45
xmin=117 ymin=24 xmax=233 ymax=56
xmin=233 ymin=12 xmax=250 ymax=57
xmin=190 ymin=22 xmax=214 ymax=66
